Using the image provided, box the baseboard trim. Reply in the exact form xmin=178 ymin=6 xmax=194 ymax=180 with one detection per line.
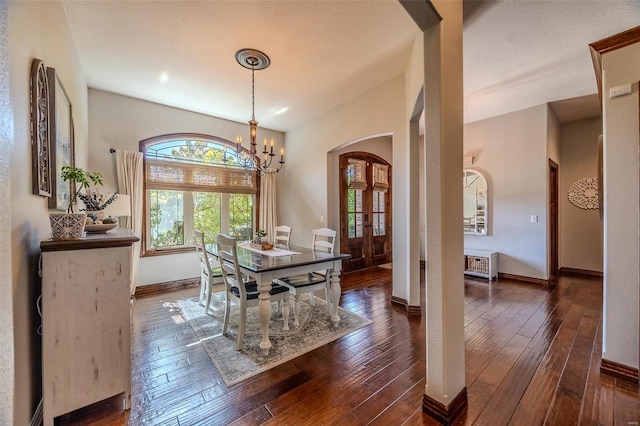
xmin=601 ymin=358 xmax=639 ymax=383
xmin=30 ymin=398 xmax=42 ymax=426
xmin=407 ymin=305 xmax=421 ymax=317
xmin=390 ymin=295 xmax=407 ymax=307
xmin=391 ymin=295 xmax=421 ymax=317
xmin=423 ymin=386 xmax=467 ymax=425
xmin=135 ymin=277 xmax=200 ymax=298
xmin=559 ymin=267 xmax=603 ymax=278
xmin=498 ymin=272 xmax=550 ymax=287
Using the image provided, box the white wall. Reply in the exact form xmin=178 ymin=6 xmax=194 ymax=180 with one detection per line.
xmin=559 ymin=116 xmax=603 ymax=272
xmin=601 ymin=42 xmax=640 ymax=368
xmin=8 ymin=1 xmax=89 ymax=422
xmin=464 ymin=105 xmax=550 ymax=280
xmin=88 ymin=89 xmax=285 ymax=286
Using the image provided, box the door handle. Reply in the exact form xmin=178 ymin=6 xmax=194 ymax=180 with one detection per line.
xmin=364 ymin=214 xmax=369 ymax=222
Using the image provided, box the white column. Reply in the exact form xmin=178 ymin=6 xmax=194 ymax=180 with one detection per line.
xmin=423 ymin=0 xmax=466 ymax=411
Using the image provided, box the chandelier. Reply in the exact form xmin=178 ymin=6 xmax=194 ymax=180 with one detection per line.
xmin=223 ymin=48 xmax=284 ymax=176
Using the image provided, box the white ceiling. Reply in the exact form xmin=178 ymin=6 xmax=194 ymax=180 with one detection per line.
xmin=62 ymin=1 xmax=640 ymax=132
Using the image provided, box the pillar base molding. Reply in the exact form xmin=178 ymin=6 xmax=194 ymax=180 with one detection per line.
xmin=422 ymin=386 xmax=467 ymax=425
xmin=390 ymin=296 xmax=421 ymax=317
xmin=407 ymin=305 xmax=421 ymax=317
xmin=390 ymin=295 xmax=407 ymax=307
xmin=601 ymin=358 xmax=639 ymax=383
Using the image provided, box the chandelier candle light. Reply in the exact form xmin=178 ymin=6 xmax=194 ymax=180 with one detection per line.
xmin=224 ymin=48 xmax=284 ymax=176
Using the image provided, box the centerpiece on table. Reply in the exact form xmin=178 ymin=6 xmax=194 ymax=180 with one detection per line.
xmin=250 ymin=229 xmax=273 ymax=250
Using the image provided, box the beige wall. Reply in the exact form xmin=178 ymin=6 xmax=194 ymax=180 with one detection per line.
xmin=0 ymin=3 xmax=12 ymax=424
xmin=464 ymin=104 xmax=550 ymax=279
xmin=88 ymin=89 xmax=285 ymax=286
xmin=559 ymin=116 xmax=603 ymax=272
xmin=601 ymin=42 xmax=640 ymax=368
xmin=7 ymin=1 xmax=89 ymax=423
xmin=283 ymin=74 xmax=410 ymax=294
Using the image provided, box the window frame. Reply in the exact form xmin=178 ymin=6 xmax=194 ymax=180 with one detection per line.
xmin=139 ymin=133 xmax=261 ymax=257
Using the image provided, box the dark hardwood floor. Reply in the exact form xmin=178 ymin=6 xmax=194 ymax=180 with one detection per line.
xmin=59 ymin=267 xmax=640 ymax=425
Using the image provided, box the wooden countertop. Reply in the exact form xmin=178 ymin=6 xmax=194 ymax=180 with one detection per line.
xmin=40 ymin=227 xmax=139 ymax=252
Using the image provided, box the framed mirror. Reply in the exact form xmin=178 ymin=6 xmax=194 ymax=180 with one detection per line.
xmin=463 ymin=169 xmax=488 ymax=235
xmin=47 ymin=68 xmax=75 ymax=211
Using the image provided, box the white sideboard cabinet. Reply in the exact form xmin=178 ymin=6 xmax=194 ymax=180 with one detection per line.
xmin=40 ymin=229 xmax=139 ymax=426
xmin=464 ymin=248 xmax=498 ymax=281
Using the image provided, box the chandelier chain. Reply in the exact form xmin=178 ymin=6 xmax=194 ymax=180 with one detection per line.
xmin=251 ymin=65 xmax=255 ymax=121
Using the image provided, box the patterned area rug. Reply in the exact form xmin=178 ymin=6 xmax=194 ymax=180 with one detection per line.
xmin=177 ymin=292 xmax=372 ymax=387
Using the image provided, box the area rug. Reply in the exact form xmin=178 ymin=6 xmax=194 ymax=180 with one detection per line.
xmin=177 ymin=292 xmax=372 ymax=387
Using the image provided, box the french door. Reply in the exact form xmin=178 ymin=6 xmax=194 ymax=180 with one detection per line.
xmin=339 ymin=152 xmax=392 ymax=272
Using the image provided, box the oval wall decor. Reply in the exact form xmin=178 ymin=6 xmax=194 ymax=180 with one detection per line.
xmin=568 ymin=177 xmax=599 ymax=210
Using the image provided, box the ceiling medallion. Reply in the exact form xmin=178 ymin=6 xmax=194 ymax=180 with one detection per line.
xmin=568 ymin=177 xmax=599 ymax=210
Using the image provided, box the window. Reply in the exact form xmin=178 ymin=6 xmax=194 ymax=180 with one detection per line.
xmin=141 ymin=133 xmax=258 ymax=254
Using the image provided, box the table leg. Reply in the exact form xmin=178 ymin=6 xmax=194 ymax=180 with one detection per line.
xmin=330 ymin=269 xmax=341 ymax=326
xmin=257 ymin=279 xmax=272 ymax=355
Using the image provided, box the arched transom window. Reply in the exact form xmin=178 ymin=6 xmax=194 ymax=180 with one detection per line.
xmin=141 ymin=133 xmax=258 ymax=254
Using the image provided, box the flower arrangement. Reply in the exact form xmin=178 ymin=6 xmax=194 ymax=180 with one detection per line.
xmin=254 ymin=229 xmax=267 ymax=243
xmin=77 ymin=189 xmax=118 ymax=212
xmin=60 ymin=166 xmax=117 ymax=214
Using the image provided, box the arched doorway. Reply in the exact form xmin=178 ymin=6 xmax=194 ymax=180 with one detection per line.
xmin=339 ymin=151 xmax=392 ymax=272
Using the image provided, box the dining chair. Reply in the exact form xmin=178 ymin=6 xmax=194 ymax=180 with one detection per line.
xmin=274 ymin=225 xmax=292 ymax=248
xmin=216 ymin=233 xmax=290 ymax=350
xmin=193 ymin=230 xmax=223 ymax=313
xmin=274 ymin=227 xmax=336 ymax=327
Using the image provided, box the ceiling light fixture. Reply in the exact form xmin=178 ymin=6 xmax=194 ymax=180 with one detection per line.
xmin=223 ymin=48 xmax=284 ymax=176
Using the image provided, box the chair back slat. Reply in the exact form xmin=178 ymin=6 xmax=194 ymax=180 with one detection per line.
xmin=216 ymin=233 xmax=246 ymax=297
xmin=312 ymin=228 xmax=336 ymax=254
xmin=194 ymin=230 xmax=213 ymax=277
xmin=274 ymin=225 xmax=292 ymax=247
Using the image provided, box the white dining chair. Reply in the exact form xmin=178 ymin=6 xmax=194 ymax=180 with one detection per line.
xmin=274 ymin=228 xmax=336 ymax=326
xmin=274 ymin=225 xmax=292 ymax=248
xmin=193 ymin=230 xmax=223 ymax=313
xmin=216 ymin=233 xmax=290 ymax=350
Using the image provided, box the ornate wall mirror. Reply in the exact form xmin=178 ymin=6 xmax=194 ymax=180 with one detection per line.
xmin=463 ymin=169 xmax=488 ymax=235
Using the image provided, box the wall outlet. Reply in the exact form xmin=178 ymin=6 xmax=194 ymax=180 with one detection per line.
xmin=530 ymin=215 xmax=538 ymax=223
xmin=610 ymin=83 xmax=632 ymax=98
xmin=320 ymin=215 xmax=324 ymax=223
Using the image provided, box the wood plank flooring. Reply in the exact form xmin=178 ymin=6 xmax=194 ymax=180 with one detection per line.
xmin=59 ymin=268 xmax=640 ymax=425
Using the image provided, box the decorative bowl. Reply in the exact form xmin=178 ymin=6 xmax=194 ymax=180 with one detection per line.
xmin=84 ymin=223 xmax=118 ymax=234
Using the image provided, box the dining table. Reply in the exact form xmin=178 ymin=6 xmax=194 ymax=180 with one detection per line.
xmin=206 ymin=241 xmax=351 ymax=355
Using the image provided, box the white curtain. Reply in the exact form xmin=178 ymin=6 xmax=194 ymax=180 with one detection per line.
xmin=116 ymin=150 xmax=144 ymax=296
xmin=259 ymin=172 xmax=277 ymax=242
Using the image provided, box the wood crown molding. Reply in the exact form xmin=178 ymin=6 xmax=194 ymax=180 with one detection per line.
xmin=423 ymin=386 xmax=467 ymax=425
xmin=589 ymin=26 xmax=640 ymax=108
xmin=601 ymin=358 xmax=639 ymax=384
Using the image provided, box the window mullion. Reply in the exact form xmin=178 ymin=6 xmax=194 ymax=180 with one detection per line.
xmin=221 ymin=193 xmax=230 ymax=235
xmin=184 ymin=191 xmax=195 ymax=245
